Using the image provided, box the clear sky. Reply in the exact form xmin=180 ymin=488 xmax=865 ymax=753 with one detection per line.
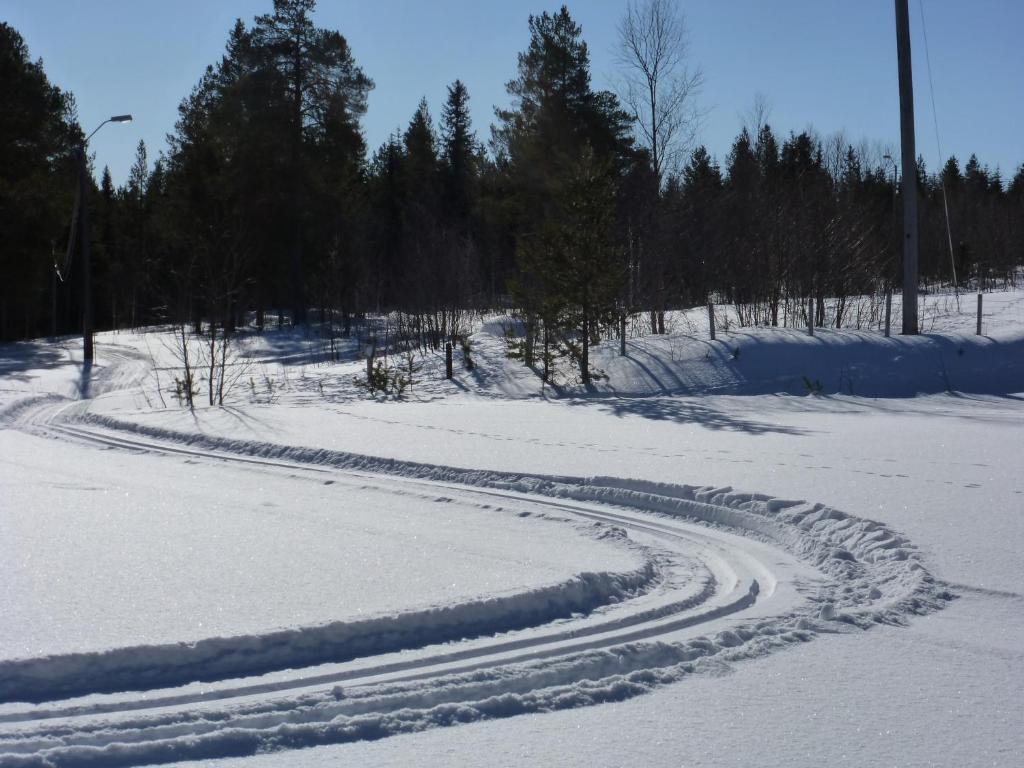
xmin=4 ymin=0 xmax=1021 ymax=186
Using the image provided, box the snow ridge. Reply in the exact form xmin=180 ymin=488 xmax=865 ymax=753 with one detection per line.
xmin=0 ymin=394 xmax=67 ymax=426
xmin=0 ymin=564 xmax=656 ymax=705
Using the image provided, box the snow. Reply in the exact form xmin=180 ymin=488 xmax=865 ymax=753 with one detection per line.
xmin=2 ymin=427 xmax=645 ymax=656
xmin=198 ymin=593 xmax=1021 ymax=768
xmin=0 ymin=344 xmax=84 ymax=415
xmin=0 ymin=429 xmax=654 ymax=702
xmin=1 ymin=288 xmax=1022 ymax=767
xmin=88 ymin=393 xmax=1023 ymax=591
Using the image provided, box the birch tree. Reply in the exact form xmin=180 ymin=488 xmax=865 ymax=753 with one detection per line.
xmin=617 ymin=0 xmax=703 ymax=184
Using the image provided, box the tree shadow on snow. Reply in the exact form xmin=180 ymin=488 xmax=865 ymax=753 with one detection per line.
xmin=0 ymin=342 xmax=70 ymax=382
xmin=567 ymin=396 xmax=810 ymax=435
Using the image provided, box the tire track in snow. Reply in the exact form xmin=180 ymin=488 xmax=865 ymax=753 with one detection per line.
xmin=4 ymin=418 xmax=766 ymax=711
xmin=0 ymin=388 xmax=952 ymax=766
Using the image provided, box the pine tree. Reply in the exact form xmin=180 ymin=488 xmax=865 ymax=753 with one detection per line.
xmin=95 ymin=166 xmax=118 ymax=329
xmin=495 ymin=6 xmax=636 ymax=373
xmin=251 ymin=0 xmax=373 ymax=324
xmin=163 ymin=2 xmax=372 ymax=329
xmin=120 ymin=141 xmax=152 ymax=328
xmin=722 ymin=129 xmax=761 ymax=309
xmin=366 ymin=134 xmax=405 ymax=311
xmin=1009 ymin=165 xmax=1024 ymax=199
xmin=0 ymin=22 xmax=82 ymax=340
xmin=519 ymin=150 xmax=622 ymax=384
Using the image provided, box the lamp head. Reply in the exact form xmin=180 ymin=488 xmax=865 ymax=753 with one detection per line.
xmin=110 ymin=114 xmax=133 ymax=123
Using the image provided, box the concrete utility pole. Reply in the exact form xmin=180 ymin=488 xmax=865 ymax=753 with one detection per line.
xmin=895 ymin=0 xmax=918 ymax=334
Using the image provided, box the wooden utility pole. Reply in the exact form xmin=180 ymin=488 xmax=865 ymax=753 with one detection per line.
xmin=895 ymin=0 xmax=918 ymax=334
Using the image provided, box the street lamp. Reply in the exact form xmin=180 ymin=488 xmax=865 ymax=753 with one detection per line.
xmin=86 ymin=114 xmax=133 ymax=143
xmin=882 ymin=152 xmax=898 ymax=186
xmin=78 ymin=114 xmax=132 ymax=364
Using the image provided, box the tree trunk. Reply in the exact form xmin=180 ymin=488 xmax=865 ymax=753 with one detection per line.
xmin=524 ymin=312 xmax=535 ymax=368
xmin=218 ymin=326 xmax=228 ymax=405
xmin=542 ymin=325 xmax=550 ymax=384
xmin=207 ymin=324 xmax=216 ymax=406
xmin=581 ymin=315 xmax=590 ymax=385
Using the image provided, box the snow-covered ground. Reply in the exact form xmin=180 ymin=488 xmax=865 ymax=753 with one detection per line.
xmin=1 ymin=290 xmax=1022 ymax=767
xmin=1 ymin=429 xmax=648 ymax=660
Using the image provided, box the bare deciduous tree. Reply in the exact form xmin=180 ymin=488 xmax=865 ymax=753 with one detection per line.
xmin=617 ymin=0 xmax=704 ymax=183
xmin=741 ymin=91 xmax=772 ymax=138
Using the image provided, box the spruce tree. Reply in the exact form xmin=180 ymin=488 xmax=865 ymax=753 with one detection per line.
xmin=401 ymin=98 xmax=442 ymax=312
xmin=678 ymin=146 xmax=722 ymax=305
xmin=440 ymin=80 xmax=477 ymax=226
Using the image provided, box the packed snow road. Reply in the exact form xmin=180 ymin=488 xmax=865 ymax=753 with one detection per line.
xmin=1 ymin=374 xmax=948 ymax=767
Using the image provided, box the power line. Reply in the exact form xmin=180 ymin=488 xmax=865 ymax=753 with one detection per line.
xmin=917 ymin=0 xmax=959 ymax=303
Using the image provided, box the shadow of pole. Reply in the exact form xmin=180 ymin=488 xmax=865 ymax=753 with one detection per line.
xmin=77 ymin=359 xmax=93 ymax=399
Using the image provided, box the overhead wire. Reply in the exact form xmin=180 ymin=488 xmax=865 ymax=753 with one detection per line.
xmin=917 ymin=0 xmax=960 ymax=305
xmin=57 ymin=183 xmax=81 ymax=283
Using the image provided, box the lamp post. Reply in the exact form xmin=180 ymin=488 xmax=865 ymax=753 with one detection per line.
xmin=79 ymin=114 xmax=132 ymax=364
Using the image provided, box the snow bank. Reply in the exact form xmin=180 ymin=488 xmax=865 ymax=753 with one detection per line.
xmin=0 ymin=561 xmax=654 ymax=705
xmin=477 ymin=318 xmax=1024 ymax=398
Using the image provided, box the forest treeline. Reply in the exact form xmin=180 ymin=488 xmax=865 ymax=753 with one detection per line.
xmin=3 ymin=1 xmax=1023 ymax=377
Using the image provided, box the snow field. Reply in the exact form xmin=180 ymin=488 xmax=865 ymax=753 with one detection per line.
xmin=98 ymin=390 xmax=1024 ymax=592
xmin=0 ymin=395 xmax=951 ymax=765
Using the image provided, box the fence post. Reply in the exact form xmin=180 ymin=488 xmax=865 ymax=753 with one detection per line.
xmin=976 ymin=292 xmax=983 ymax=336
xmin=708 ymin=302 xmax=716 ymax=341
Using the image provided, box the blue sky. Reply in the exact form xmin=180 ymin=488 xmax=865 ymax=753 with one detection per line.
xmin=4 ymin=1 xmax=1021 ymax=186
